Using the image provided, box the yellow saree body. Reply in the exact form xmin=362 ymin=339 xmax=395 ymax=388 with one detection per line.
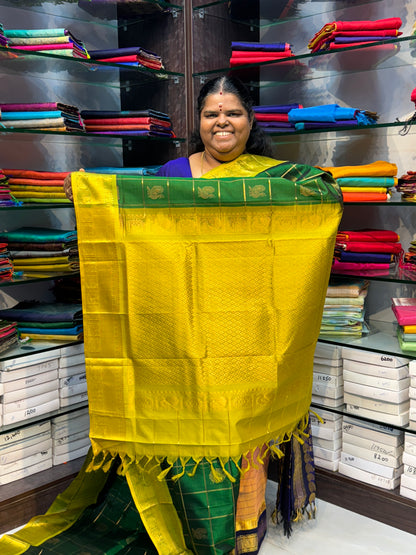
xmin=72 ymin=157 xmax=342 ymax=471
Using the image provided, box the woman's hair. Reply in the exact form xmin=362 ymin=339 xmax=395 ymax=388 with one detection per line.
xmin=190 ymin=75 xmax=274 ymax=157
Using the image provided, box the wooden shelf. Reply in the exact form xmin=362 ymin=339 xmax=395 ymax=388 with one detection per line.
xmin=0 ymin=457 xmax=84 ymax=535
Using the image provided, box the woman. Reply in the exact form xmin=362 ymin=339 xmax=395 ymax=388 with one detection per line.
xmin=9 ymin=77 xmax=341 ymax=555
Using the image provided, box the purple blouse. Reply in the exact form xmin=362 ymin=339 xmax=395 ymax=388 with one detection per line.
xmin=156 ymin=157 xmax=192 ymax=178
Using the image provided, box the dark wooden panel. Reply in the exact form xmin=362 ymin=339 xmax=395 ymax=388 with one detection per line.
xmin=0 ymin=458 xmax=84 ymax=534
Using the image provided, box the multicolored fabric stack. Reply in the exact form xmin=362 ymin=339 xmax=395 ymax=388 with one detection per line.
xmin=396 ymin=170 xmax=416 ymax=201
xmin=88 ymin=46 xmax=163 ymax=69
xmin=319 ymin=160 xmax=397 ymax=202
xmin=287 ymin=103 xmax=378 ymax=131
xmin=80 ymin=109 xmax=174 ymax=137
xmin=0 ymin=102 xmax=84 ymax=132
xmin=253 ymin=103 xmax=302 ymax=133
xmin=3 ymin=168 xmax=71 ymax=204
xmin=0 ymin=301 xmax=83 ymax=341
xmin=0 ymin=242 xmax=13 ymax=282
xmin=0 ymin=318 xmax=18 ymax=354
xmin=0 ymin=23 xmax=7 ymax=47
xmin=0 ymin=170 xmax=19 ymax=206
xmin=392 ymin=298 xmax=416 ymax=352
xmin=0 ymin=227 xmax=79 ymax=278
xmin=332 ymin=229 xmax=402 ymax=276
xmin=307 ymin=17 xmax=402 ymax=53
xmin=4 ymin=27 xmax=89 ymax=59
xmin=320 ymin=278 xmax=369 ymax=337
xmin=229 ymin=41 xmax=294 ymax=67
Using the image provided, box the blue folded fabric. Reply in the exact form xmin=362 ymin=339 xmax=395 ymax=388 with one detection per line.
xmin=288 ymin=104 xmax=356 ymax=123
xmin=1 ymin=111 xmax=62 ymax=120
xmin=85 ymin=166 xmax=161 ymax=175
xmin=231 ymin=41 xmax=289 ymax=51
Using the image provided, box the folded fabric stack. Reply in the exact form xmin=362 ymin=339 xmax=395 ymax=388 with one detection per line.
xmin=0 ymin=227 xmax=79 ymax=278
xmin=0 ymin=242 xmax=13 ymax=282
xmin=81 ymin=109 xmax=174 ymax=137
xmin=0 ymin=170 xmax=19 ymax=206
xmin=85 ymin=165 xmax=162 ymax=175
xmin=88 ymin=46 xmax=163 ymax=69
xmin=0 ymin=319 xmax=18 ymax=355
xmin=307 ymin=17 xmax=403 ymax=53
xmin=312 ymin=342 xmax=344 ymax=411
xmin=332 ymin=229 xmax=402 ymax=276
xmin=340 ymin=415 xmax=404 ymax=491
xmin=3 ymin=168 xmax=71 ymax=204
xmin=0 ymin=23 xmax=7 ymax=47
xmin=0 ymin=102 xmax=84 ymax=132
xmin=401 ymin=238 xmax=416 ymax=271
xmin=58 ymin=344 xmax=87 ymax=410
xmin=229 ymin=41 xmax=294 ymax=67
xmin=401 ymin=430 xmax=416 ymax=500
xmin=320 ymin=278 xmax=369 ymax=337
xmin=342 ymin=346 xmax=410 ymax=429
xmin=396 ymin=170 xmax=416 ymax=201
xmin=391 ymin=298 xmax=416 ymax=352
xmin=320 ymin=160 xmax=397 ymax=202
xmin=4 ymin=27 xmax=88 ymax=59
xmin=253 ymin=103 xmax=302 ymax=133
xmin=0 ymin=301 xmax=83 ymax=341
xmin=287 ymin=103 xmax=378 ymax=131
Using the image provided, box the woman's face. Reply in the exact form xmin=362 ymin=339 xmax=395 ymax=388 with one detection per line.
xmin=199 ymin=92 xmax=253 ymax=162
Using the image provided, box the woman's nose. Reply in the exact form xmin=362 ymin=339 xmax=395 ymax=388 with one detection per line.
xmin=216 ymin=113 xmax=229 ymax=126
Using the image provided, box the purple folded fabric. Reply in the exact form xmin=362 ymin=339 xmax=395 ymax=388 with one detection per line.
xmin=334 ymin=36 xmax=393 ymax=44
xmin=88 ymin=130 xmax=172 ymax=136
xmin=257 ymin=121 xmax=294 ymax=128
xmin=231 ymin=41 xmax=289 ymax=51
xmin=337 ymin=251 xmax=393 ymax=263
xmin=253 ymin=104 xmax=302 ymax=113
xmin=0 ymin=102 xmax=59 ymax=111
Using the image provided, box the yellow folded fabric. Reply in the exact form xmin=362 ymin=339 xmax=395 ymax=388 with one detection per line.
xmin=319 ymin=160 xmax=397 ymax=179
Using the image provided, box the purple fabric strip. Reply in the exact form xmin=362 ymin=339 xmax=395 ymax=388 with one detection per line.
xmin=253 ymin=104 xmax=302 ymax=113
xmin=0 ymin=102 xmax=58 ymax=111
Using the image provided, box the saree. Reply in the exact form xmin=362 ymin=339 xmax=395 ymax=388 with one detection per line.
xmin=0 ymin=155 xmax=342 ymax=554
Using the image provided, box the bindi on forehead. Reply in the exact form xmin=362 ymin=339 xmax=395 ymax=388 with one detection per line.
xmin=218 ymin=102 xmax=223 ymax=111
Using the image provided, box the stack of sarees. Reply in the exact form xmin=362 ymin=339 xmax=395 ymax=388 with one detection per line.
xmin=320 ymin=278 xmax=369 ymax=337
xmin=0 ymin=23 xmax=7 ymax=47
xmin=396 ymin=170 xmax=416 ymax=202
xmin=0 ymin=242 xmax=13 ymax=282
xmin=229 ymin=41 xmax=294 ymax=67
xmin=319 ymin=160 xmax=397 ymax=202
xmin=332 ymin=229 xmax=402 ymax=276
xmin=253 ymin=103 xmax=302 ymax=133
xmin=0 ymin=170 xmax=19 ymax=206
xmin=287 ymin=103 xmax=378 ymax=131
xmin=392 ymin=298 xmax=416 ymax=352
xmin=307 ymin=17 xmax=402 ymax=53
xmin=4 ymin=27 xmax=88 ymax=58
xmin=0 ymin=301 xmax=83 ymax=341
xmin=88 ymin=46 xmax=162 ymax=69
xmin=0 ymin=227 xmax=79 ymax=278
xmin=81 ymin=109 xmax=174 ymax=137
xmin=0 ymin=319 xmax=18 ymax=354
xmin=3 ymin=169 xmax=71 ymax=204
xmin=0 ymin=102 xmax=84 ymax=132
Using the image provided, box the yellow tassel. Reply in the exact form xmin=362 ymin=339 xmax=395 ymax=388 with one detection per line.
xmin=310 ymin=409 xmax=324 ymax=424
xmin=187 ymin=458 xmax=202 ymax=477
xmin=269 ymin=443 xmax=284 ymax=458
xmin=171 ymin=462 xmax=186 ymax=482
xmin=219 ymin=459 xmax=236 ymax=482
xmin=292 ymin=432 xmax=305 ymax=445
xmin=292 ymin=508 xmax=303 ymax=523
xmin=157 ymin=463 xmax=173 ymax=481
xmin=208 ymin=459 xmax=225 ymax=483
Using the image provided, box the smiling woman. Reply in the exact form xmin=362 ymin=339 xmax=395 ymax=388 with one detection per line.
xmin=157 ymin=75 xmax=275 ymax=178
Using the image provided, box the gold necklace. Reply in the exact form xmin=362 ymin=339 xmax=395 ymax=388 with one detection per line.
xmin=200 ymin=150 xmax=205 ymax=176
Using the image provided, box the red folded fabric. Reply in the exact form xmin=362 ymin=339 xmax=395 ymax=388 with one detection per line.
xmin=342 ymin=192 xmax=388 ymax=202
xmin=84 ymin=124 xmax=170 ymax=131
xmin=336 ymin=241 xmax=402 ymax=254
xmin=230 ymin=56 xmax=294 ymax=67
xmin=81 ymin=117 xmax=171 ymax=128
xmin=3 ymin=169 xmax=70 ymax=179
xmin=335 ymin=18 xmax=402 ymax=32
xmin=336 ymin=230 xmax=399 ymax=242
xmin=332 ymin=260 xmax=391 ymax=272
xmin=231 ymin=50 xmax=291 ymax=58
xmin=96 ymin=55 xmax=161 ymax=68
xmin=7 ymin=178 xmax=65 ymax=186
xmin=254 ymin=114 xmax=289 ymax=122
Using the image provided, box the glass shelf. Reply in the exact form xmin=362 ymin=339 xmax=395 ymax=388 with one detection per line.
xmin=0 ymin=338 xmax=82 ymax=363
xmin=0 ymin=0 xmax=181 ymax=29
xmin=0 ymin=46 xmax=184 ymax=90
xmin=318 ymin=319 xmax=416 ymax=360
xmin=0 ymin=203 xmax=73 ymax=210
xmin=193 ymin=36 xmax=416 ymax=85
xmin=330 ymin=268 xmax=416 ymax=286
xmin=310 ymin=401 xmax=416 ymax=437
xmin=0 ymin=272 xmax=80 ymax=288
xmin=0 ymin=401 xmax=88 ymax=434
xmin=0 ymin=127 xmax=186 ymax=144
xmin=196 ymin=0 xmax=387 ymax=30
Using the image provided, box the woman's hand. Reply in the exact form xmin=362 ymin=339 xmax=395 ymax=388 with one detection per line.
xmin=63 ymin=168 xmax=85 ymax=202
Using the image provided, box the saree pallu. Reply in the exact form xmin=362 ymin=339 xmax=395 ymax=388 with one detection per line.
xmin=0 ymin=159 xmax=342 ymax=554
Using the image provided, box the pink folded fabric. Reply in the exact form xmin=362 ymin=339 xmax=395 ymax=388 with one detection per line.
xmin=10 ymin=43 xmax=72 ymax=51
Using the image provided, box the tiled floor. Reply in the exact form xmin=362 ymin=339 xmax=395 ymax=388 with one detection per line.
xmin=261 ymin=480 xmax=415 ymax=554
xmin=2 ymin=481 xmax=415 ymax=554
